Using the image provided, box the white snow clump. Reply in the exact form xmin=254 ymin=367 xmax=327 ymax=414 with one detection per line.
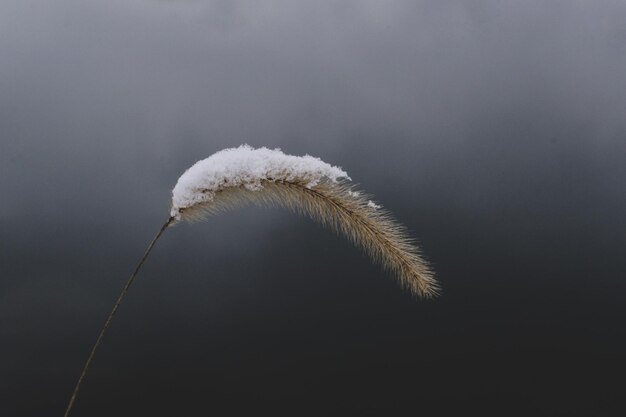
xmin=171 ymin=145 xmax=349 ymax=219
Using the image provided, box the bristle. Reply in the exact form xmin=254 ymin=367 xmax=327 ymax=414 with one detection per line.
xmin=178 ymin=179 xmax=438 ymax=297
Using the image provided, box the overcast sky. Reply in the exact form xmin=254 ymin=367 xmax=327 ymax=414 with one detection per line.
xmin=2 ymin=1 xmax=626 ymax=416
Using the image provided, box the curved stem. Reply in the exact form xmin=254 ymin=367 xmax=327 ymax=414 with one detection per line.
xmin=63 ymin=217 xmax=175 ymax=417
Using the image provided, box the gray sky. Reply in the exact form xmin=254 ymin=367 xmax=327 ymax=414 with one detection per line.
xmin=1 ymin=1 xmax=626 ymax=416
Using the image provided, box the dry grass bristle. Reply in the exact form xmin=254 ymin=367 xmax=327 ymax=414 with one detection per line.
xmin=176 ymin=179 xmax=438 ymax=297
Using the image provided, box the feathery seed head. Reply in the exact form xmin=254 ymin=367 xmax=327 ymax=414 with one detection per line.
xmin=170 ymin=145 xmax=438 ymax=297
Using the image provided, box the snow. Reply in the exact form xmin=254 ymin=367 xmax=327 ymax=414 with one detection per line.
xmin=367 ymin=200 xmax=381 ymax=209
xmin=171 ymin=145 xmax=350 ymax=219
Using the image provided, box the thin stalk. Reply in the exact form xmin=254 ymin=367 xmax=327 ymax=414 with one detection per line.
xmin=63 ymin=217 xmax=175 ymax=417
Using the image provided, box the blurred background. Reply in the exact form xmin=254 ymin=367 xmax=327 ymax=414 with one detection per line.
xmin=1 ymin=1 xmax=625 ymax=416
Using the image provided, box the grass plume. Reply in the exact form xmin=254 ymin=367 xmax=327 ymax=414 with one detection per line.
xmin=63 ymin=145 xmax=436 ymax=417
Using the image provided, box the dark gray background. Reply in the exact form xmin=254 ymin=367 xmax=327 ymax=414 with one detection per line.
xmin=1 ymin=1 xmax=625 ymax=416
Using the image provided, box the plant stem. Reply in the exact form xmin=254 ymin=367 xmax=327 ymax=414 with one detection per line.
xmin=63 ymin=217 xmax=175 ymax=417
